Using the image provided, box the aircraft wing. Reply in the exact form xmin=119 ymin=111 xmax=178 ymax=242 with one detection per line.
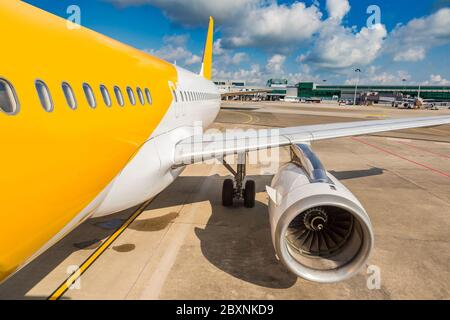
xmin=174 ymin=115 xmax=450 ymax=165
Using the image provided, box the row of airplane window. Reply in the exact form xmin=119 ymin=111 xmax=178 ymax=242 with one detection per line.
xmin=171 ymin=89 xmax=218 ymax=103
xmin=1 ymin=78 xmax=219 ymax=116
xmin=0 ymin=77 xmax=153 ymax=115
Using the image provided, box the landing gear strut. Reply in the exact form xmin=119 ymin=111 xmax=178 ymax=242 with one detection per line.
xmin=221 ymin=153 xmax=256 ymax=208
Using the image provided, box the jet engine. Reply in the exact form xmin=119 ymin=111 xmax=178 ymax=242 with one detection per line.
xmin=267 ymin=144 xmax=374 ymax=283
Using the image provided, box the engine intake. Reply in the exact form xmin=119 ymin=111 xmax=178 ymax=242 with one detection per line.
xmin=267 ymin=144 xmax=374 ymax=283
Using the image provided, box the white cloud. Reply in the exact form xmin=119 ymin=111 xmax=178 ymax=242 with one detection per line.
xmin=304 ymin=20 xmax=387 ymax=70
xmin=326 ymin=0 xmax=350 ymax=21
xmin=387 ymin=8 xmax=450 ymax=61
xmin=220 ymin=2 xmax=323 ymax=52
xmin=218 ymin=52 xmax=249 ymax=65
xmin=185 ymin=54 xmax=202 ymax=65
xmin=424 ymin=74 xmax=450 ymax=85
xmin=296 ymin=54 xmax=307 ymax=63
xmin=393 ymin=48 xmax=426 ymax=62
xmin=213 ymin=39 xmax=226 ymax=56
xmin=108 ymin=1 xmax=450 ymax=82
xmin=344 ymin=67 xmax=412 ymax=85
xmin=145 ymin=34 xmax=201 ymax=68
xmin=213 ymin=64 xmax=264 ymax=84
xmin=147 ymin=46 xmax=191 ymax=63
xmin=213 ymin=54 xmax=316 ymax=85
xmin=107 ymin=0 xmax=323 ymax=53
xmin=163 ymin=34 xmax=189 ymax=46
xmin=285 ymin=64 xmax=323 ymax=84
xmin=266 ymin=54 xmax=286 ymax=74
xmin=106 ymin=0 xmax=258 ymax=25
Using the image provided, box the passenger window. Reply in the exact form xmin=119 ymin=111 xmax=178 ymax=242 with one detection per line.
xmin=83 ymin=83 xmax=96 ymax=108
xmin=62 ymin=82 xmax=77 ymax=110
xmin=0 ymin=79 xmax=19 ymax=115
xmin=100 ymin=85 xmax=112 ymax=107
xmin=172 ymin=89 xmax=178 ymax=103
xmin=145 ymin=88 xmax=152 ymax=105
xmin=136 ymin=87 xmax=145 ymax=105
xmin=114 ymin=86 xmax=124 ymax=106
xmin=126 ymin=87 xmax=136 ymax=105
xmin=35 ymin=80 xmax=53 ymax=112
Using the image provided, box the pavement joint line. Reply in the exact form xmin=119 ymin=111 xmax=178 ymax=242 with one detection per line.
xmin=137 ymin=166 xmax=218 ymax=300
xmin=47 ymin=199 xmax=153 ymax=300
xmin=124 ymin=208 xmax=176 ymax=300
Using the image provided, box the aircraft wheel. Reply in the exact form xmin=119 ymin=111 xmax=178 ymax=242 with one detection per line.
xmin=244 ymin=180 xmax=256 ymax=208
xmin=222 ymin=179 xmax=234 ymax=207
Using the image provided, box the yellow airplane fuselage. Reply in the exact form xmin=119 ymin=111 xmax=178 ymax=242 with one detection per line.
xmin=0 ymin=1 xmax=179 ymax=281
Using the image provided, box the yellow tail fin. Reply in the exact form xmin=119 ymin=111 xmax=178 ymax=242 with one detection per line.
xmin=200 ymin=16 xmax=214 ymax=80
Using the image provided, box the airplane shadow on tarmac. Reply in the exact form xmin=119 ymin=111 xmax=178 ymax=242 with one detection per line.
xmin=195 ymin=174 xmax=298 ymax=289
xmin=0 ymin=168 xmax=384 ymax=299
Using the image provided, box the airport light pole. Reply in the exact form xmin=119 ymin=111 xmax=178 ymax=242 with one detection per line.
xmin=353 ymin=68 xmax=361 ymax=106
xmin=402 ymin=78 xmax=407 ymax=98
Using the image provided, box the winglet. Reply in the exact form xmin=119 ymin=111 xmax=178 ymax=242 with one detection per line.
xmin=200 ymin=16 xmax=214 ymax=80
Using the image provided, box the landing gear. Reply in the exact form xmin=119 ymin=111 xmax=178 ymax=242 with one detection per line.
xmin=222 ymin=179 xmax=234 ymax=207
xmin=243 ymin=180 xmax=256 ymax=208
xmin=221 ymin=153 xmax=256 ymax=208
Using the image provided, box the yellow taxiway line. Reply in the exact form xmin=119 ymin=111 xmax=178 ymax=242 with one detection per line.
xmin=48 ymin=200 xmax=152 ymax=300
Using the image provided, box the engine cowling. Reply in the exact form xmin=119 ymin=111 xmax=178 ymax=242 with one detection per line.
xmin=267 ymin=145 xmax=374 ymax=283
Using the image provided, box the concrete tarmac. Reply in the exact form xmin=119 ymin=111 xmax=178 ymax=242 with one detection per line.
xmin=1 ymin=101 xmax=449 ymax=300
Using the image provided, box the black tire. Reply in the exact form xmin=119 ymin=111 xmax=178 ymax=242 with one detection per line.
xmin=244 ymin=180 xmax=256 ymax=208
xmin=222 ymin=179 xmax=234 ymax=207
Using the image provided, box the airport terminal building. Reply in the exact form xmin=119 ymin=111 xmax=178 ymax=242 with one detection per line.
xmin=215 ymin=79 xmax=450 ymax=103
xmin=297 ymin=82 xmax=450 ymax=102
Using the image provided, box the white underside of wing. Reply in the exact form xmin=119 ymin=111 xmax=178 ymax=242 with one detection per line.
xmin=174 ymin=115 xmax=450 ymax=165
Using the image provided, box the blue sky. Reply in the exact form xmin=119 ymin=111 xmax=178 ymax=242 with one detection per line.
xmin=24 ymin=0 xmax=450 ymax=86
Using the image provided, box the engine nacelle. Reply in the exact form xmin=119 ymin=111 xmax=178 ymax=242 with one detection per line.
xmin=267 ymin=144 xmax=374 ymax=283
